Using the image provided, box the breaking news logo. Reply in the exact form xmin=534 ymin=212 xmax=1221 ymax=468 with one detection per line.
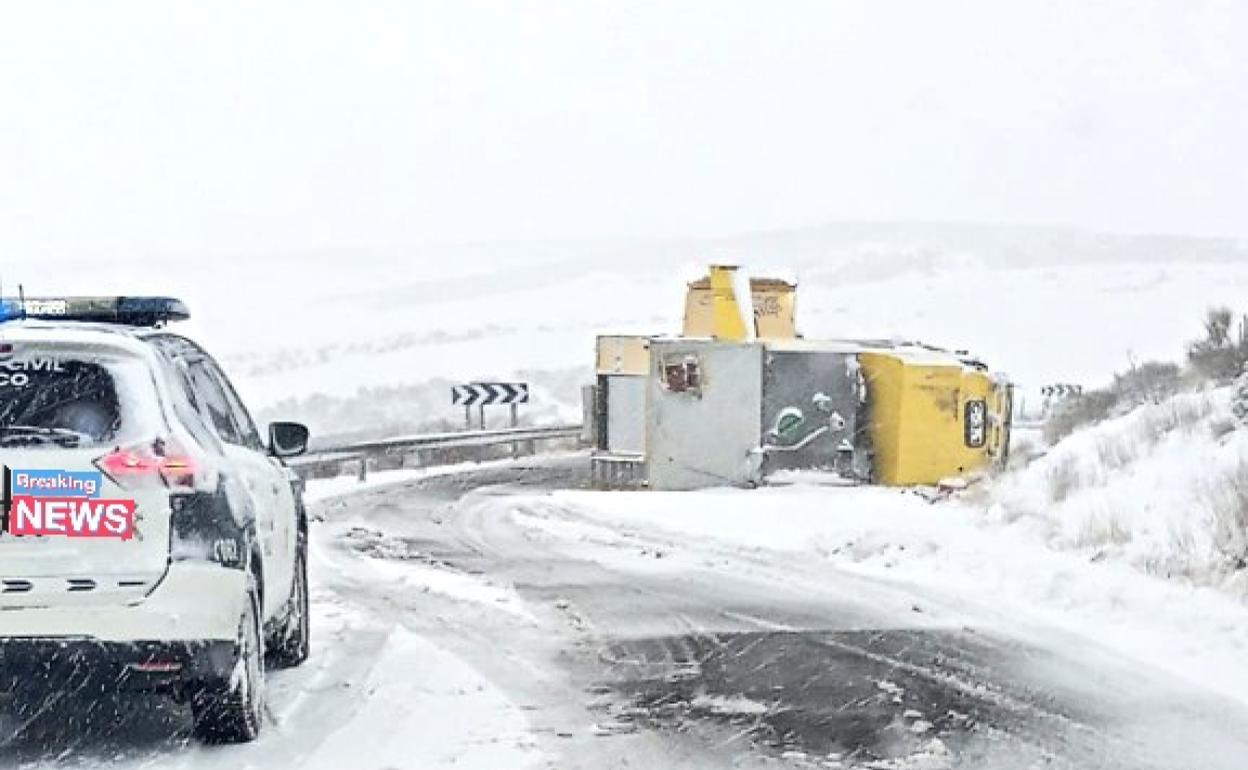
xmin=1 ymin=466 xmax=136 ymax=541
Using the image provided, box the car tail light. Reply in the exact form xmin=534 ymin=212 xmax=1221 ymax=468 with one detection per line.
xmin=96 ymin=438 xmax=201 ymax=491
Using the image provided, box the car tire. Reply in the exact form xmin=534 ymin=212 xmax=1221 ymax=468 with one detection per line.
xmin=268 ymin=532 xmax=310 ymax=669
xmin=191 ymin=581 xmax=265 ymax=744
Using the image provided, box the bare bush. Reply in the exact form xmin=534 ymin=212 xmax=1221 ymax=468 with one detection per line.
xmin=1113 ymin=360 xmax=1183 ymax=407
xmin=1233 ymin=367 xmax=1248 ymax=429
xmin=1043 ymin=362 xmax=1181 ymax=445
xmin=1135 ymin=394 xmax=1215 ymax=446
xmin=1187 ymin=306 xmax=1248 ymax=383
xmin=1210 ymin=416 xmax=1239 ymax=440
xmin=1177 ymin=392 xmax=1216 ymax=423
xmin=1148 ymin=525 xmax=1200 ymax=582
xmin=1201 ymin=456 xmax=1248 ymax=573
xmin=1044 ymin=307 xmax=1247 ymax=447
xmin=1046 ymin=454 xmax=1083 ymax=503
xmin=1073 ymin=505 xmax=1132 ymax=550
xmin=1094 ymin=435 xmax=1136 ymax=470
xmin=1044 ymin=389 xmax=1118 ymax=444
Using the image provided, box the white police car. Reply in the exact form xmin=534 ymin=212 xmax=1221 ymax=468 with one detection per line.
xmin=0 ymin=297 xmax=310 ymax=743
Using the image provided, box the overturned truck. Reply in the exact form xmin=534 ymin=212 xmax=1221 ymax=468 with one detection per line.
xmin=588 ymin=266 xmax=1012 ymax=491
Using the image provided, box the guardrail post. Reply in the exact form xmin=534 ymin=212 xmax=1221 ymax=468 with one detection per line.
xmin=510 ymin=403 xmax=519 ymax=458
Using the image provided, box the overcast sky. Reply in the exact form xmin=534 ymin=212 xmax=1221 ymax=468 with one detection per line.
xmin=1 ymin=0 xmax=1245 ymax=265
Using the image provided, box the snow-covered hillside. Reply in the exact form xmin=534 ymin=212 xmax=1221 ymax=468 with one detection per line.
xmin=988 ymin=387 xmax=1248 ymax=594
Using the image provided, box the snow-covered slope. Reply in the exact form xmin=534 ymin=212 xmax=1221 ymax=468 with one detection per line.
xmin=988 ymin=387 xmax=1248 ymax=594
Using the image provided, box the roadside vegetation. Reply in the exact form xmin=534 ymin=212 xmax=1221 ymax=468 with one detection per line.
xmin=1044 ymin=306 xmax=1248 ymax=444
xmin=992 ymin=307 xmax=1248 ymax=597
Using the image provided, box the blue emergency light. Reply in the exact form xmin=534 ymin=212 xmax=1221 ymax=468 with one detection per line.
xmin=0 ymin=296 xmax=190 ymax=326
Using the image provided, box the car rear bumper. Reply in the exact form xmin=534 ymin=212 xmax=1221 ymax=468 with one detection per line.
xmin=0 ymin=562 xmax=247 ymax=644
xmin=0 ymin=638 xmax=238 ymax=696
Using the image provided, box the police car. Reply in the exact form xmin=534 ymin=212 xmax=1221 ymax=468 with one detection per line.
xmin=0 ymin=297 xmax=310 ymax=743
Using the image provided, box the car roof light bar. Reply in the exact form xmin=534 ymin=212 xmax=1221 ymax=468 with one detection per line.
xmin=0 ymin=296 xmax=191 ymax=327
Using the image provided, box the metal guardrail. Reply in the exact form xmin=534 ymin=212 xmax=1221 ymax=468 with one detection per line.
xmin=289 ymin=424 xmax=584 ymax=481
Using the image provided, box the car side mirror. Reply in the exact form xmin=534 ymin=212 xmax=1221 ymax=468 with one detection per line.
xmin=268 ymin=421 xmax=309 ymax=458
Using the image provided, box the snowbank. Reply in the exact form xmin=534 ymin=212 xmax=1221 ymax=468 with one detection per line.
xmin=987 ymin=387 xmax=1248 ymax=594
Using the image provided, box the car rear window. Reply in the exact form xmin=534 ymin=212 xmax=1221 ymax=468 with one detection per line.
xmin=0 ymin=355 xmax=129 ymax=448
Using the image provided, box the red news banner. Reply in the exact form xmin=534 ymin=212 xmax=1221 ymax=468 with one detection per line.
xmin=3 ymin=468 xmax=136 ymax=540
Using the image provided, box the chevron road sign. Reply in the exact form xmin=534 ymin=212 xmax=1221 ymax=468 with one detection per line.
xmin=452 ymin=382 xmax=530 ymax=407
xmin=1041 ymin=384 xmax=1083 ymax=398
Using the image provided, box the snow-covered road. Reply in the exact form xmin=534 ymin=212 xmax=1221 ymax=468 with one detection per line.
xmin=6 ymin=455 xmax=1248 ymax=769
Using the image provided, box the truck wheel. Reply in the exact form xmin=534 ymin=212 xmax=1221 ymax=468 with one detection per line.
xmin=268 ymin=535 xmax=310 ymax=669
xmin=191 ymin=583 xmax=265 ymax=744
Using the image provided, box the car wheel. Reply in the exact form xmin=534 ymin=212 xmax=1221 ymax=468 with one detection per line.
xmin=268 ymin=533 xmax=310 ymax=669
xmin=191 ymin=582 xmax=265 ymax=744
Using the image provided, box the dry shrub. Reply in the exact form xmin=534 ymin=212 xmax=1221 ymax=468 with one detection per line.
xmin=1113 ymin=361 xmax=1183 ymax=405
xmin=1074 ymin=505 xmax=1132 ymax=550
xmin=1128 ymin=393 xmax=1215 ymax=449
xmin=1201 ymin=456 xmax=1248 ymax=573
xmin=1046 ymin=454 xmax=1083 ymax=503
xmin=1210 ymin=416 xmax=1239 ymax=440
xmin=1044 ymin=348 xmax=1210 ymax=446
xmin=1145 ymin=525 xmax=1200 ymax=582
xmin=1045 ymin=390 xmax=1118 ymax=444
xmin=1094 ymin=435 xmax=1136 ymax=471
xmin=1187 ymin=307 xmax=1248 ymax=383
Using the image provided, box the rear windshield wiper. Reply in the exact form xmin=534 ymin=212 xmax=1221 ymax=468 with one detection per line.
xmin=0 ymin=425 xmax=91 ymax=448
